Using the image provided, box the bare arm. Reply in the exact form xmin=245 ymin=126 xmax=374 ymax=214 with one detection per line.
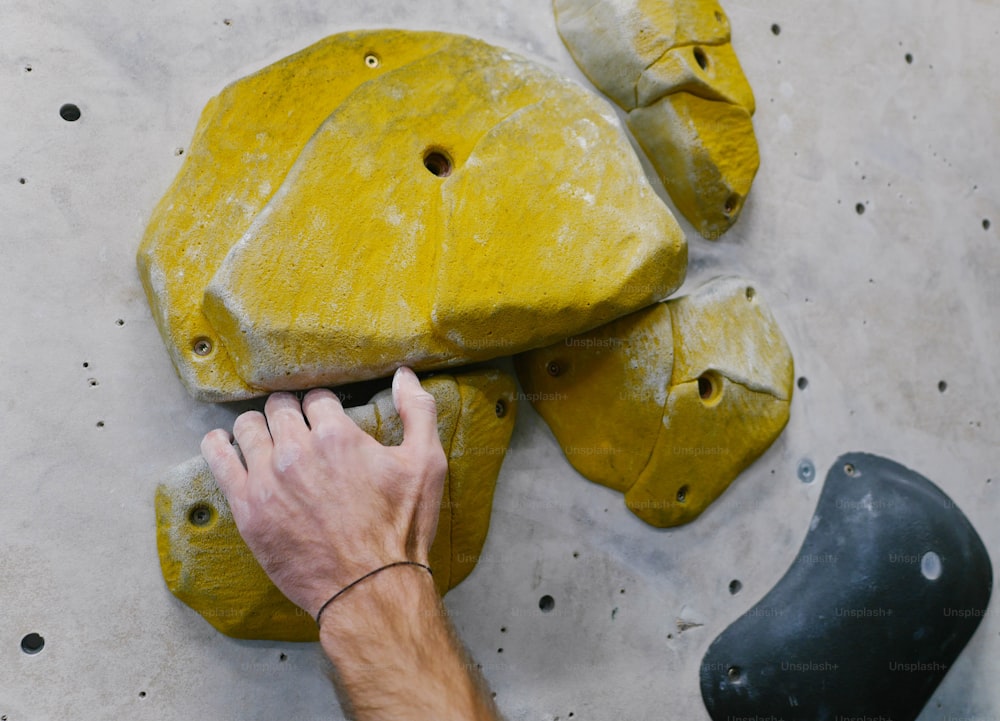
xmin=201 ymin=366 xmax=502 ymax=721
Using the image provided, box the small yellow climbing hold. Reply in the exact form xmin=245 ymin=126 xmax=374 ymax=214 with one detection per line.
xmin=515 ymin=278 xmax=793 ymax=527
xmin=138 ymin=29 xmax=686 ymax=402
xmin=554 ymin=0 xmax=759 ymax=238
xmin=156 ymin=370 xmax=517 ymax=640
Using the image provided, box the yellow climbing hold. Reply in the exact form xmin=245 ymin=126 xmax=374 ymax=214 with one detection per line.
xmin=515 ymin=277 xmax=793 ymax=527
xmin=554 ymin=0 xmax=759 ymax=238
xmin=156 ymin=370 xmax=517 ymax=640
xmin=138 ymin=29 xmax=686 ymax=402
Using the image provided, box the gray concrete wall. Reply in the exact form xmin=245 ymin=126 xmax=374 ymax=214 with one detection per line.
xmin=2 ymin=0 xmax=997 ymax=718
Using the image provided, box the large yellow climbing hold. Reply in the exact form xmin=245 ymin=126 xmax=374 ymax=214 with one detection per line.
xmin=554 ymin=0 xmax=759 ymax=238
xmin=138 ymin=29 xmax=686 ymax=402
xmin=515 ymin=278 xmax=793 ymax=527
xmin=156 ymin=370 xmax=517 ymax=641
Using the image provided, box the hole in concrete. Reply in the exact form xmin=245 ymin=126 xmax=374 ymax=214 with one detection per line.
xmin=188 ymin=504 xmax=213 ymax=527
xmin=25 ymin=64 xmax=32 ymax=72
xmin=60 ymin=103 xmax=81 ymax=121
xmin=139 ymin=691 xmax=147 ymax=698
xmin=771 ymin=23 xmax=781 ymax=35
xmin=984 ymin=219 xmax=991 ymax=231
xmin=497 ymin=647 xmax=503 ymax=653
xmin=116 ymin=319 xmax=125 ymax=326
xmin=728 ymin=665 xmax=742 ymax=682
xmin=495 ymin=399 xmax=507 ymax=418
xmin=500 ymin=626 xmax=507 ymax=633
xmin=21 ymin=633 xmax=44 ymax=654
xmin=921 ymin=551 xmax=942 ymax=580
xmin=18 ymin=177 xmax=26 ymax=184
xmin=364 ymin=53 xmax=380 ymax=68
xmin=797 ymin=376 xmax=809 ymax=390
xmin=88 ymin=378 xmax=99 ymax=387
xmin=729 ymin=579 xmax=743 ymax=595
xmin=192 ymin=337 xmax=213 ymax=357
xmin=856 ymin=203 xmax=866 ymax=215
xmin=905 ymin=53 xmax=913 ymax=64
xmin=693 ymin=47 xmax=709 ymax=71
xmin=546 ymin=361 xmax=562 ymax=377
xmin=96 ymin=421 xmax=105 ymax=428
xmin=938 ymin=380 xmax=948 ymax=393
xmin=539 ymin=595 xmax=555 ymax=612
xmin=423 ymin=149 xmax=452 ymax=177
xmin=798 ymin=459 xmax=816 ymax=483
xmin=279 ymin=653 xmax=287 ymax=661
xmin=676 ymin=485 xmax=689 ymax=503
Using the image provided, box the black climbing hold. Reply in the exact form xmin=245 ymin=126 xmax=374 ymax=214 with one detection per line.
xmin=700 ymin=452 xmax=992 ymax=721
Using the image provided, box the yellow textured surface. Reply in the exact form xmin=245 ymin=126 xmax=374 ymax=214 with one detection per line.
xmin=553 ymin=0 xmax=759 ymax=238
xmin=516 ymin=277 xmax=793 ymax=527
xmin=155 ymin=371 xmax=517 ymax=640
xmin=628 ymin=92 xmax=759 ymax=240
xmin=513 ymin=308 xmax=674 ymax=493
xmin=138 ymin=29 xmax=686 ymax=401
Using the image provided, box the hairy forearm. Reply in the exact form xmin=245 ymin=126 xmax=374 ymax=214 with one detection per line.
xmin=319 ymin=565 xmax=503 ymax=721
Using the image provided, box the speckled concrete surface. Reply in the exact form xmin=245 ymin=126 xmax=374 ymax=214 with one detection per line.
xmin=2 ymin=1 xmax=997 ymax=719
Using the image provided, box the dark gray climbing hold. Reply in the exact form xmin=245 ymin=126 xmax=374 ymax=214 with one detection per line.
xmin=700 ymin=452 xmax=992 ymax=721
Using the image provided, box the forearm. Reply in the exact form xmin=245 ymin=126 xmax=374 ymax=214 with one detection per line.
xmin=319 ymin=564 xmax=502 ymax=721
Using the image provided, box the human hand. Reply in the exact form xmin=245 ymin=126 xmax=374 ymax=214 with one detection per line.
xmin=200 ymin=366 xmax=448 ymax=618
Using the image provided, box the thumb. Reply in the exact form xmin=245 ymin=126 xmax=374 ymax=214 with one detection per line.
xmin=393 ymin=367 xmax=441 ymax=451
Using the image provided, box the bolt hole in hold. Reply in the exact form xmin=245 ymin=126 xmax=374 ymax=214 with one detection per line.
xmin=676 ymin=485 xmax=689 ymax=503
xmin=921 ymin=551 xmax=942 ymax=580
xmin=745 ymin=286 xmax=756 ymax=301
xmin=495 ymin=399 xmax=507 ymax=418
xmin=727 ymin=665 xmax=742 ymax=683
xmin=364 ymin=53 xmax=380 ymax=68
xmin=844 ymin=463 xmax=857 ymax=477
xmin=188 ymin=504 xmax=213 ymax=526
xmin=693 ymin=46 xmax=709 ymax=71
xmin=797 ymin=459 xmax=816 ymax=483
xmin=724 ymin=194 xmax=740 ymax=217
xmin=21 ymin=633 xmax=44 ymax=654
xmin=192 ymin=337 xmax=213 ymax=356
xmin=729 ymin=579 xmax=742 ymax=595
xmin=546 ymin=360 xmax=562 ymax=377
xmin=538 ymin=595 xmax=555 ymax=612
xmin=60 ymin=103 xmax=81 ymax=121
xmin=423 ymin=149 xmax=452 ymax=177
xmin=697 ymin=371 xmax=723 ymax=405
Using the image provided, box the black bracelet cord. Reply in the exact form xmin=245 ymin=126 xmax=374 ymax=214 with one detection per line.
xmin=315 ymin=561 xmax=433 ymax=627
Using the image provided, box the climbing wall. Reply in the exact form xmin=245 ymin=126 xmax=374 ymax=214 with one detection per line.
xmin=2 ymin=0 xmax=998 ymax=718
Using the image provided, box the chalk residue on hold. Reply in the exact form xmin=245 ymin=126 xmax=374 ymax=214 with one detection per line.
xmin=515 ymin=277 xmax=794 ymax=527
xmin=155 ymin=370 xmax=518 ymax=641
xmin=138 ymin=29 xmax=685 ymax=402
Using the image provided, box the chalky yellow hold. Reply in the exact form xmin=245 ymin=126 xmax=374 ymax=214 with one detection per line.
xmin=554 ymin=0 xmax=760 ymax=238
xmin=156 ymin=370 xmax=517 ymax=641
xmin=515 ymin=278 xmax=793 ymax=527
xmin=137 ymin=29 xmax=686 ymax=402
